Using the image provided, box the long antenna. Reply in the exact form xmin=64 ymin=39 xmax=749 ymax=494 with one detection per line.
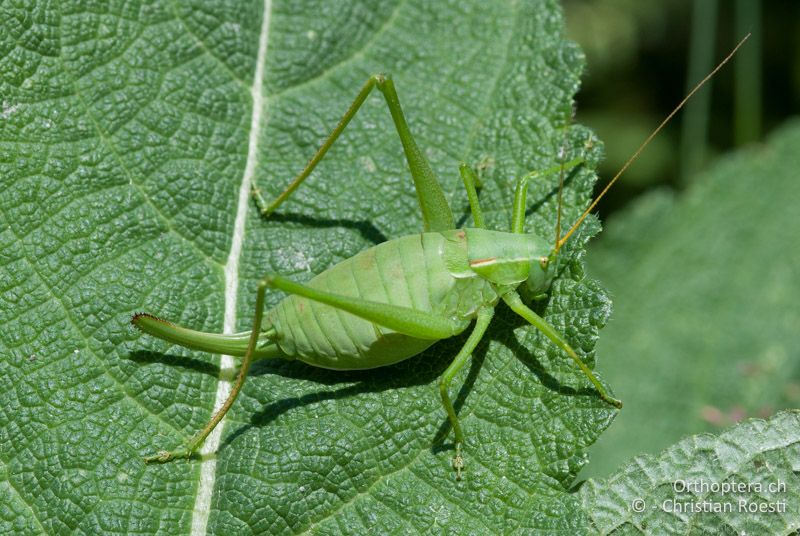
xmin=554 ymin=33 xmax=751 ymax=254
xmin=554 ymin=110 xmax=573 ymax=249
xmin=555 ymin=146 xmax=565 ymax=248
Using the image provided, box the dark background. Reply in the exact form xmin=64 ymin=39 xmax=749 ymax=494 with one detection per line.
xmin=564 ymin=0 xmax=799 ymax=218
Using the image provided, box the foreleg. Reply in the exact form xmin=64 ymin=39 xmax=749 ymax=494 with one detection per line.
xmin=502 ymin=291 xmax=622 ymax=408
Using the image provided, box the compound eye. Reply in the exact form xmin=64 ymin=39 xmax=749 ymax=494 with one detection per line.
xmin=538 ymin=256 xmax=549 ymax=270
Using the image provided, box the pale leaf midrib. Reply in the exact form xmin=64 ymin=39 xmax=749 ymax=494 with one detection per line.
xmin=189 ymin=1 xmax=273 ymax=535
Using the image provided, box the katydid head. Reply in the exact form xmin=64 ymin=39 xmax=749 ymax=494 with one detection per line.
xmin=521 ymin=251 xmax=558 ymax=301
xmin=464 ymin=229 xmax=557 ymax=300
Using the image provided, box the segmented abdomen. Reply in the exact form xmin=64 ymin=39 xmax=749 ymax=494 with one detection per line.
xmin=267 ymin=232 xmax=460 ymax=370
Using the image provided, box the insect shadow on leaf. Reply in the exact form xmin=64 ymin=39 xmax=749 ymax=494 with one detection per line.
xmin=268 ymin=212 xmax=388 ymax=246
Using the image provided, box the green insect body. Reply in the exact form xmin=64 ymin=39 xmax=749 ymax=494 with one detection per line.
xmin=131 ymin=43 xmax=745 ymax=477
xmin=138 ymin=229 xmax=550 ymax=371
xmin=269 ymin=229 xmax=555 ymax=370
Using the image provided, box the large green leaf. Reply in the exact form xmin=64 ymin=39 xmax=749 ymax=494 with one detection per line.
xmin=583 ymin=119 xmax=800 ymax=480
xmin=0 ymin=1 xmax=616 ymax=534
xmin=581 ymin=410 xmax=800 ymax=535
